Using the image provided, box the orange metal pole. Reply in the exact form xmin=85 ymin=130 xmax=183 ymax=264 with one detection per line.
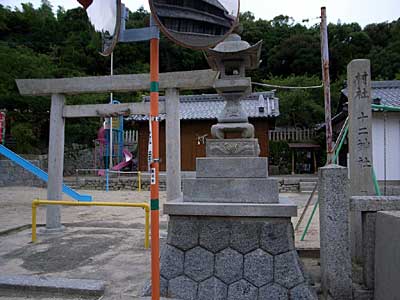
xmin=149 ymin=18 xmax=160 ymax=300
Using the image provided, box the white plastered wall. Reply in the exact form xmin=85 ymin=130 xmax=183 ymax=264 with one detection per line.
xmin=372 ymin=112 xmax=400 ymax=181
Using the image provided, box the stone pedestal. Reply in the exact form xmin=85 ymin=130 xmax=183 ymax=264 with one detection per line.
xmin=183 ymin=178 xmax=279 ymax=203
xmin=183 ymin=154 xmax=278 ymax=204
xmin=143 ymin=137 xmax=317 ymax=299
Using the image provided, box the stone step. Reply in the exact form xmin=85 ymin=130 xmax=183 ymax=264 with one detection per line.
xmin=299 ymin=181 xmax=317 ymax=193
xmin=0 ymin=275 xmax=105 ymax=296
xmin=183 ymin=178 xmax=279 ymax=204
xmin=300 ymin=187 xmax=316 ymax=191
xmin=299 ymin=181 xmax=316 ymax=186
xmin=196 ymin=157 xmax=268 ymax=178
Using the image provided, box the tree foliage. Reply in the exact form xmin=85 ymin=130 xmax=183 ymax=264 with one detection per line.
xmin=0 ymin=2 xmax=399 ymax=152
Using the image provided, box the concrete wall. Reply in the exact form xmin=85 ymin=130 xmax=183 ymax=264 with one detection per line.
xmin=375 ymin=211 xmax=400 ymax=300
xmin=67 ymin=175 xmax=312 ymax=193
xmin=372 ymin=112 xmax=400 ymax=181
xmin=0 ymin=159 xmax=46 ymax=187
xmin=0 ymin=145 xmax=94 ymax=187
xmin=69 ymin=176 xmax=166 ymax=191
xmin=63 ymin=146 xmax=94 ymax=176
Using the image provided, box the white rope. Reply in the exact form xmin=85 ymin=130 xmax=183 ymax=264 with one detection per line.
xmin=252 ymin=82 xmax=323 ymax=90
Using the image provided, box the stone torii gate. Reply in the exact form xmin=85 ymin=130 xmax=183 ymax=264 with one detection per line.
xmin=16 ymin=69 xmax=218 ymax=230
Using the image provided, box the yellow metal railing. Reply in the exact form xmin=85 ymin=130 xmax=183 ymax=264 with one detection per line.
xmin=32 ymin=199 xmax=149 ymax=248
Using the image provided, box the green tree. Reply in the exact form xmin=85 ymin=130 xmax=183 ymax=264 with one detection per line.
xmin=268 ymin=34 xmax=320 ymax=76
xmin=0 ymin=3 xmax=399 ymax=153
xmin=0 ymin=42 xmax=59 ymax=151
xmin=10 ymin=123 xmax=37 ymax=153
xmin=257 ymin=75 xmax=325 ymax=128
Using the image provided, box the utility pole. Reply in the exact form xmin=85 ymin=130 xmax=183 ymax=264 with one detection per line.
xmin=320 ymin=7 xmax=334 ymax=163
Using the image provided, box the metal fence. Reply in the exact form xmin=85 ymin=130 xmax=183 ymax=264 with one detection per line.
xmin=124 ymin=130 xmax=138 ymax=144
xmin=269 ymin=128 xmax=316 ymax=142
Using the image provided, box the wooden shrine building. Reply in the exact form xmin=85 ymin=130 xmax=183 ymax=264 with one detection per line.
xmin=127 ymin=91 xmax=280 ymax=171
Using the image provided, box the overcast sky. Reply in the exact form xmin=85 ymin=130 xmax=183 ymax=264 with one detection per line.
xmin=2 ymin=0 xmax=399 ymax=27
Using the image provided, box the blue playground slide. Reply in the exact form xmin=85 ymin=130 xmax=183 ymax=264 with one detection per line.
xmin=0 ymin=145 xmax=92 ymax=202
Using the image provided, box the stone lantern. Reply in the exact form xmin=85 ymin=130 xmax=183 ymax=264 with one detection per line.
xmin=205 ymin=33 xmax=262 ymax=140
xmin=147 ymin=34 xmax=318 ymax=300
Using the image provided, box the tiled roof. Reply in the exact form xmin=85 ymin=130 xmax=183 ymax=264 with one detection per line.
xmin=342 ymin=80 xmax=400 ymax=108
xmin=127 ymin=92 xmax=279 ymax=121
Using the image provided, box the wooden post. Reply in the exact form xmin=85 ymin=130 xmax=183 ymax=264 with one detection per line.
xmin=46 ymin=94 xmax=65 ymax=230
xmin=321 ymin=7 xmax=334 ymax=163
xmin=166 ymin=88 xmax=182 ymax=202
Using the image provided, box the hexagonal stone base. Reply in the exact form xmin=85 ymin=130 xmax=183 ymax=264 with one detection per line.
xmin=142 ymin=216 xmax=317 ymax=299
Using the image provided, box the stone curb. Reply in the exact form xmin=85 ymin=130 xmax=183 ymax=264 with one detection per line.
xmin=0 ymin=275 xmax=105 ymax=296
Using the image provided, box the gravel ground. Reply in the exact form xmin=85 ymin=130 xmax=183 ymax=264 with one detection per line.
xmin=0 ymin=187 xmax=320 ymax=248
xmin=0 ymin=187 xmax=321 ymax=299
